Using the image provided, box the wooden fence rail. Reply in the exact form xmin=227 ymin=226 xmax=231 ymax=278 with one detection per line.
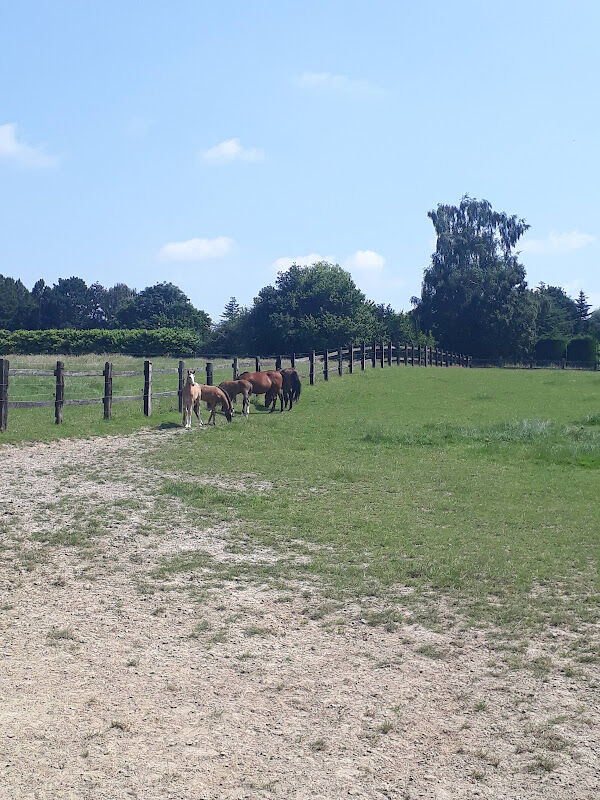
xmin=0 ymin=343 xmax=472 ymax=432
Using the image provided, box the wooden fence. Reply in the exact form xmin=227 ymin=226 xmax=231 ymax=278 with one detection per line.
xmin=0 ymin=342 xmax=470 ymax=432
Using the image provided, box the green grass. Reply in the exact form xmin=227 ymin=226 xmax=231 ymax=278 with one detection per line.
xmin=152 ymin=367 xmax=600 ymax=631
xmin=3 ymin=362 xmax=600 ymax=632
xmin=0 ymin=352 xmax=278 ymax=444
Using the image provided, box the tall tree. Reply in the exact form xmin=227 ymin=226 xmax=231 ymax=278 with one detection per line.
xmin=414 ymin=196 xmax=536 ymax=359
xmin=221 ymin=296 xmax=242 ymax=321
xmin=534 ymin=283 xmax=579 ymax=339
xmin=116 ymin=281 xmax=211 ymax=333
xmin=575 ymin=290 xmax=592 ymax=333
xmin=246 ymin=261 xmax=379 ymax=352
xmin=0 ymin=275 xmax=36 ymax=330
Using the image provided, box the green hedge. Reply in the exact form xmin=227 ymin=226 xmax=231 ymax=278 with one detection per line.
xmin=0 ymin=328 xmax=205 ymax=356
xmin=534 ymin=337 xmax=567 ymax=361
xmin=567 ymin=336 xmax=598 ymax=363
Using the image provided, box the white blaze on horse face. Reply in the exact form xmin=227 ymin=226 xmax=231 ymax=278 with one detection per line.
xmin=187 ymin=370 xmax=196 ymax=384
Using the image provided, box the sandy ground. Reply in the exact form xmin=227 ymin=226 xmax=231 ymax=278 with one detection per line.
xmin=1 ymin=432 xmax=598 ymax=800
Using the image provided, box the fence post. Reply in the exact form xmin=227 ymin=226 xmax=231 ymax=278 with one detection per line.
xmin=291 ymin=353 xmax=296 ymax=369
xmin=371 ymin=341 xmax=377 ymax=368
xmin=323 ymin=349 xmax=329 ymax=381
xmin=379 ymin=340 xmax=384 ymax=368
xmin=178 ymin=360 xmax=185 ymax=411
xmin=232 ymin=356 xmax=238 ymax=380
xmin=348 ymin=344 xmax=354 ymax=374
xmin=468 ymin=355 xmax=472 ymax=368
xmin=0 ymin=359 xmax=8 ymax=432
xmin=310 ymin=350 xmax=315 ymax=385
xmin=255 ymin=356 xmax=261 ymax=372
xmin=206 ymin=361 xmax=213 ymax=386
xmin=338 ymin=345 xmax=343 ymax=377
xmin=143 ymin=360 xmax=152 ymax=416
xmin=424 ymin=345 xmax=428 ymax=367
xmin=275 ymin=355 xmax=282 ymax=371
xmin=361 ymin=341 xmax=366 ymax=370
xmin=103 ymin=361 xmax=113 ymax=420
xmin=386 ymin=341 xmax=392 ymax=366
xmin=410 ymin=345 xmax=415 ymax=366
xmin=403 ymin=343 xmax=408 ymax=366
xmin=54 ymin=360 xmax=64 ymax=424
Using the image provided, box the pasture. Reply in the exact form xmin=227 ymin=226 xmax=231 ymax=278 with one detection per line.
xmin=1 ymin=365 xmax=599 ymax=799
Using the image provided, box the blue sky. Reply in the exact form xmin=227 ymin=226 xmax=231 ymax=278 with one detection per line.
xmin=1 ymin=0 xmax=599 ymax=319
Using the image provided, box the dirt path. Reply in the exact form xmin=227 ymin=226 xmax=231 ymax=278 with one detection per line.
xmin=1 ymin=433 xmax=598 ymax=799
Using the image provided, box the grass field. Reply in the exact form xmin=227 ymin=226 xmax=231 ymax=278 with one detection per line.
xmin=3 ymin=360 xmax=599 ymax=629
xmin=2 ymin=363 xmax=599 ymax=797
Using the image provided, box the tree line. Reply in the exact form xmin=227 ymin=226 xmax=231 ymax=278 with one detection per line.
xmin=0 ymin=264 xmax=431 ymax=354
xmin=1 ymin=195 xmax=598 ymax=359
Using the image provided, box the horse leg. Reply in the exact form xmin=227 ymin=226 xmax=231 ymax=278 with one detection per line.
xmin=194 ymin=398 xmax=203 ymax=426
xmin=279 ymin=389 xmax=284 ymax=413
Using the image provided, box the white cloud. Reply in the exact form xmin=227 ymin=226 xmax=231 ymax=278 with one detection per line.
xmin=200 ymin=138 xmax=264 ymax=163
xmin=158 ymin=236 xmax=233 ymax=262
xmin=520 ymin=231 xmax=596 ymax=255
xmin=271 ymin=253 xmax=327 ymax=273
xmin=345 ymin=250 xmax=386 ymax=271
xmin=0 ymin=123 xmax=59 ymax=168
xmin=295 ymin=72 xmax=386 ymax=97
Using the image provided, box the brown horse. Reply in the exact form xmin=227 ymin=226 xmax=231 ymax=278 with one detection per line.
xmin=238 ymin=370 xmax=284 ymax=413
xmin=196 ymin=385 xmax=233 ymax=425
xmin=280 ymin=368 xmax=301 ymax=410
xmin=218 ymin=379 xmax=253 ymax=418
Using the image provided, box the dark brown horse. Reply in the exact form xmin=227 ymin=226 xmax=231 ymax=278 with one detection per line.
xmin=280 ymin=368 xmax=301 ymax=410
xmin=238 ymin=370 xmax=284 ymax=413
xmin=218 ymin=379 xmax=253 ymax=418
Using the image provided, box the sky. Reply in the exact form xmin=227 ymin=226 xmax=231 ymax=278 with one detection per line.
xmin=1 ymin=0 xmax=599 ymax=320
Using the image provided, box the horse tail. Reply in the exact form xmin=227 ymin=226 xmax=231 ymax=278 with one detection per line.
xmin=293 ymin=371 xmax=301 ymax=402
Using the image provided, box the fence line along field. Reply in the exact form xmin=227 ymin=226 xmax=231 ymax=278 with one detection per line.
xmin=1 ymin=363 xmax=599 ymax=798
xmin=0 ymin=342 xmax=470 ymax=437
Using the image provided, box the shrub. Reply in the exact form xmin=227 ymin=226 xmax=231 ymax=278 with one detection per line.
xmin=567 ymin=336 xmax=598 ymax=364
xmin=534 ymin=338 xmax=567 ymax=362
xmin=0 ymin=328 xmax=205 ymax=356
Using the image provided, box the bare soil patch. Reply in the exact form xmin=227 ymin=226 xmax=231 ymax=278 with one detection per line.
xmin=1 ymin=432 xmax=598 ymax=799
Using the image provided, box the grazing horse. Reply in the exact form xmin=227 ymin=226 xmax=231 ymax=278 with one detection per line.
xmin=197 ymin=385 xmax=233 ymax=425
xmin=238 ymin=370 xmax=284 ymax=413
xmin=280 ymin=368 xmax=301 ymax=410
xmin=218 ymin=379 xmax=253 ymax=418
xmin=182 ymin=370 xmax=202 ymax=429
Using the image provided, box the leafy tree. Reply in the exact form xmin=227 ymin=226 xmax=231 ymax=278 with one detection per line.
xmin=103 ymin=283 xmax=137 ymax=327
xmin=0 ymin=275 xmax=37 ymax=330
xmin=588 ymin=308 xmax=600 ymax=341
xmin=368 ymin=302 xmax=430 ymax=344
xmin=40 ymin=277 xmax=94 ymax=329
xmin=413 ymin=196 xmax=536 ymax=359
xmin=534 ymin=283 xmax=579 ymax=339
xmin=245 ymin=261 xmax=379 ymax=352
xmin=116 ymin=281 xmax=211 ymax=333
